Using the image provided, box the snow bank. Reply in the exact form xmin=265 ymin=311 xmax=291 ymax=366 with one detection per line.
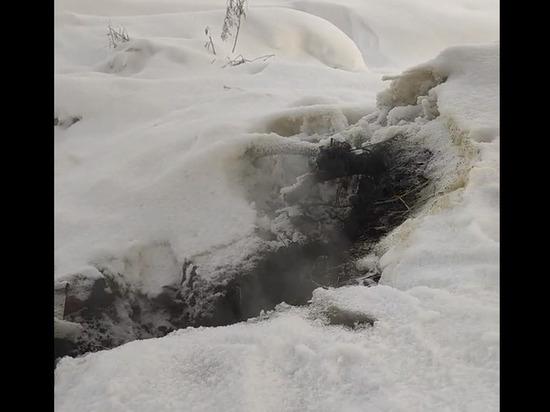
xmin=291 ymin=0 xmax=392 ymax=68
xmin=54 ymin=0 xmax=220 ymax=16
xmin=55 ymin=1 xmax=499 ymax=409
xmin=55 ymin=283 xmax=498 ymax=412
xmin=373 ymin=43 xmax=499 ymax=294
xmin=293 ymin=0 xmax=499 ymax=70
xmin=55 ymin=41 xmax=499 ymax=411
xmin=55 ymin=3 xmax=367 ymax=74
xmin=55 ymin=0 xmax=499 ymax=72
xmin=236 ymin=7 xmax=367 ymax=71
xmin=54 ymin=2 xmax=375 ymax=286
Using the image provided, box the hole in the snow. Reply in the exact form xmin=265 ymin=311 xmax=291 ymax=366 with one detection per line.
xmin=323 ymin=306 xmax=376 ymax=329
xmin=218 ymin=135 xmax=432 ymax=321
xmin=54 ymin=133 xmax=434 ymax=364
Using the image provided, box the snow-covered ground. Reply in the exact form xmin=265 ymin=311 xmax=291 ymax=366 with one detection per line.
xmin=54 ymin=0 xmax=499 ymax=410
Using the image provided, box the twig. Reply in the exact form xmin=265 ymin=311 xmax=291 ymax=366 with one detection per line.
xmin=222 ymin=54 xmax=275 ymax=68
xmin=374 ymin=181 xmax=430 ymax=206
xmin=395 ymin=195 xmax=410 ymax=211
xmin=398 ymin=180 xmax=431 ymax=198
xmin=107 ymin=20 xmax=130 ymax=49
xmin=204 ymin=26 xmax=216 ymax=55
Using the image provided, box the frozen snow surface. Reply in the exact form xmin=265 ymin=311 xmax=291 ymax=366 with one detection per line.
xmin=54 ymin=0 xmax=499 ymax=411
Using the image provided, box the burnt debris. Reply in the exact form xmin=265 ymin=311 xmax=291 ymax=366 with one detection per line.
xmin=224 ymin=135 xmax=432 ymax=321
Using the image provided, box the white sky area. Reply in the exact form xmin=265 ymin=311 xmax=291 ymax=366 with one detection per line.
xmin=54 ymin=0 xmax=499 ymax=410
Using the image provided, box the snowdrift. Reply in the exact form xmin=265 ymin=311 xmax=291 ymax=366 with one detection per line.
xmin=55 ymin=1 xmax=499 ymax=410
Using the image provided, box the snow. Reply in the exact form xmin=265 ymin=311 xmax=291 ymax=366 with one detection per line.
xmin=54 ymin=0 xmax=499 ymax=410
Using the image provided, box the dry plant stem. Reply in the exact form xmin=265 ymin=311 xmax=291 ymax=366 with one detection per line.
xmin=107 ymin=22 xmax=130 ymax=49
xmin=223 ymin=54 xmax=275 ymax=67
xmin=232 ymin=20 xmax=241 ymax=53
xmin=208 ymin=36 xmax=216 ymax=54
xmin=374 ymin=181 xmax=430 ymax=206
xmin=221 ymin=0 xmax=248 ymax=53
xmin=204 ymin=26 xmax=216 ymax=55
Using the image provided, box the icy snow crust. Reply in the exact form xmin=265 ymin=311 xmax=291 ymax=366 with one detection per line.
xmin=55 ymin=0 xmax=499 ymax=410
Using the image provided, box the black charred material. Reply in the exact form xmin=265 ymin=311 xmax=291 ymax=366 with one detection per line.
xmin=220 ymin=136 xmax=433 ymax=322
xmin=314 ymin=137 xmax=432 ymax=241
xmin=315 ymin=140 xmax=387 ymax=184
xmin=56 ymin=272 xmax=188 ymax=363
